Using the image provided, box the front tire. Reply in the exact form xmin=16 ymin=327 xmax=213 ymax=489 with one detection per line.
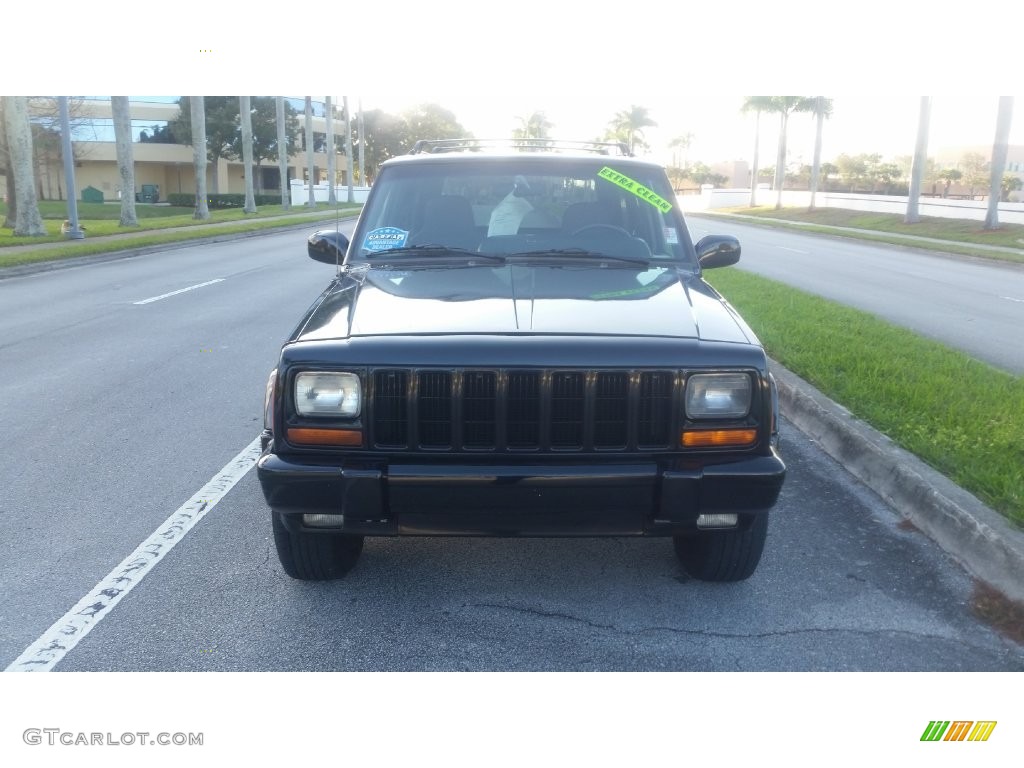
xmin=673 ymin=512 xmax=769 ymax=582
xmin=272 ymin=511 xmax=364 ymax=580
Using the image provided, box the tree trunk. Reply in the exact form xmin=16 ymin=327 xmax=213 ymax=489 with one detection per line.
xmin=809 ymin=101 xmax=824 ymax=210
xmin=111 ymin=96 xmax=138 ymax=227
xmin=190 ymin=96 xmax=210 ymax=220
xmin=984 ymin=96 xmax=1014 ymax=230
xmin=276 ymin=97 xmax=290 ymax=209
xmin=305 ymin=97 xmax=315 ymax=206
xmin=905 ymin=97 xmax=931 ymax=224
xmin=239 ymin=96 xmax=257 ymax=213
xmin=2 ymin=96 xmax=46 ymax=236
xmin=774 ymin=111 xmax=788 ymax=210
xmin=210 ymin=159 xmax=220 ymax=196
xmin=0 ymin=100 xmax=17 ymax=228
xmin=749 ymin=110 xmax=760 ymax=208
xmin=326 ymin=96 xmax=337 ymax=205
xmin=344 ymin=96 xmax=354 ymax=203
xmin=358 ymin=99 xmax=365 ymax=188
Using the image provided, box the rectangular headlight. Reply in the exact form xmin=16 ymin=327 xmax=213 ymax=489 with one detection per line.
xmin=295 ymin=372 xmax=361 ymax=418
xmin=685 ymin=373 xmax=751 ymax=419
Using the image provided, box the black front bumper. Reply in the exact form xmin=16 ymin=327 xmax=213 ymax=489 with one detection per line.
xmin=257 ymin=448 xmax=785 ymax=537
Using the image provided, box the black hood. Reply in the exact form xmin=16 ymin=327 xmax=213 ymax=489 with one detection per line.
xmin=293 ymin=264 xmax=754 ymax=344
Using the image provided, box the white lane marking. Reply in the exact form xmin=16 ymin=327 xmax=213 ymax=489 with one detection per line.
xmin=775 ymin=246 xmax=809 ymax=254
xmin=133 ymin=278 xmax=225 ymax=305
xmin=1001 ymin=296 xmax=1024 ymax=303
xmin=5 ymin=436 xmax=262 ymax=672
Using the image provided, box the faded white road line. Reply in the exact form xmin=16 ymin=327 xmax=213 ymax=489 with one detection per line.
xmin=5 ymin=436 xmax=262 ymax=672
xmin=1001 ymin=296 xmax=1024 ymax=303
xmin=133 ymin=278 xmax=225 ymax=305
xmin=775 ymin=246 xmax=809 ymax=254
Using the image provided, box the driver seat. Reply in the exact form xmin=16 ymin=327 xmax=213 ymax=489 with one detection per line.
xmin=561 ymin=200 xmax=622 ymax=234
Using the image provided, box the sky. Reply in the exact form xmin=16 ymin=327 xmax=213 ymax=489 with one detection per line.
xmin=6 ymin=2 xmax=1020 ymax=169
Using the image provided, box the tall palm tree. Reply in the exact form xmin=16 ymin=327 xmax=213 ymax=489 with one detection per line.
xmin=239 ymin=96 xmax=257 ymax=213
xmin=741 ymin=97 xmax=774 ymax=207
xmin=345 ymin=95 xmax=355 ymax=203
xmin=905 ymin=97 xmax=931 ymax=224
xmin=609 ymin=105 xmax=656 ymax=154
xmin=984 ymin=96 xmax=1014 ymax=230
xmin=807 ymin=96 xmax=833 ymax=210
xmin=0 ymin=100 xmax=17 ymax=228
xmin=668 ymin=132 xmax=694 ymax=169
xmin=326 ymin=96 xmax=337 ymax=205
xmin=765 ymin=96 xmax=816 ymax=210
xmin=276 ymin=97 xmax=290 ymax=209
xmin=111 ymin=96 xmax=138 ymax=227
xmin=1 ymin=96 xmax=46 ymax=235
xmin=190 ymin=96 xmax=210 ymax=220
xmin=304 ymin=97 xmax=315 ymax=207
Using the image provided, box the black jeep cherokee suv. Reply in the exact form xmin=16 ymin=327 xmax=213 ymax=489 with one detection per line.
xmin=258 ymin=138 xmax=785 ymax=582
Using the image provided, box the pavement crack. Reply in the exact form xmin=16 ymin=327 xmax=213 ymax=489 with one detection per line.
xmin=470 ymin=602 xmax=994 ymax=647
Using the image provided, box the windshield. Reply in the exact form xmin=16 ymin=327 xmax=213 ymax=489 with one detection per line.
xmin=349 ymin=157 xmax=696 ymax=266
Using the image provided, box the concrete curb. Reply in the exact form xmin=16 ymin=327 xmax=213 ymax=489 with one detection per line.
xmin=772 ymin=360 xmax=1024 ymax=603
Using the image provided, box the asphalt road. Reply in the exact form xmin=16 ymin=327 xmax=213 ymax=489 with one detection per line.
xmin=1 ymin=225 xmax=1021 ymax=671
xmin=688 ymin=215 xmax=1024 ymax=375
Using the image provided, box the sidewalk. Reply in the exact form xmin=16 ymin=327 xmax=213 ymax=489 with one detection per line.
xmin=691 ymin=210 xmax=1024 ymax=257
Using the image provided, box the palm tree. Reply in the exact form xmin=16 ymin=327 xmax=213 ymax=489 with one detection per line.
xmin=668 ymin=132 xmax=694 ymax=170
xmin=0 ymin=100 xmax=17 ymax=228
xmin=189 ymin=96 xmax=210 ymax=220
xmin=984 ymin=96 xmax=1014 ymax=230
xmin=765 ymin=96 xmax=816 ymax=210
xmin=276 ymin=97 xmax=290 ymax=209
xmin=239 ymin=96 xmax=257 ymax=213
xmin=741 ymin=97 xmax=774 ymax=207
xmin=111 ymin=96 xmax=138 ymax=227
xmin=608 ymin=105 xmax=656 ymax=154
xmin=1 ymin=96 xmax=46 ymax=235
xmin=304 ymin=97 xmax=315 ymax=207
xmin=345 ymin=95 xmax=355 ymax=204
xmin=807 ymin=97 xmax=833 ymax=210
xmin=326 ymin=96 xmax=337 ymax=205
xmin=513 ymin=111 xmax=554 ymax=141
xmin=905 ymin=97 xmax=931 ymax=224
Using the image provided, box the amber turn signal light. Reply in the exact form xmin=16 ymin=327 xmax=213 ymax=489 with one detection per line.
xmin=286 ymin=427 xmax=363 ymax=447
xmin=681 ymin=428 xmax=757 ymax=448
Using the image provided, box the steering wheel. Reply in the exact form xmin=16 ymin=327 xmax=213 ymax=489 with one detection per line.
xmin=572 ymin=224 xmax=634 ymax=240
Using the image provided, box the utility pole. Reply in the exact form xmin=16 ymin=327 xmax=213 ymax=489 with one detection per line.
xmin=905 ymin=97 xmax=931 ymax=224
xmin=58 ymin=97 xmax=84 ymax=239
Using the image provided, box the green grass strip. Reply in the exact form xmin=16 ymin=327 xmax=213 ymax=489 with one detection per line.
xmin=706 ymin=267 xmax=1024 ymax=526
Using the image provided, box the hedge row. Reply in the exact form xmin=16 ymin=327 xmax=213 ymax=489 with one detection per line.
xmin=166 ymin=193 xmax=284 ymax=209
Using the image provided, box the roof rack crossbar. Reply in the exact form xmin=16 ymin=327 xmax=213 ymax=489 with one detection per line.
xmin=408 ymin=138 xmax=633 ymax=156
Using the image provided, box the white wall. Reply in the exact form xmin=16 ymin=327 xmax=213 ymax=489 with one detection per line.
xmin=679 ymin=188 xmax=1024 ymax=225
xmin=290 ymin=180 xmax=370 ymax=206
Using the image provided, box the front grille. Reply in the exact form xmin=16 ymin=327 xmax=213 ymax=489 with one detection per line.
xmin=370 ymin=368 xmax=677 ymax=452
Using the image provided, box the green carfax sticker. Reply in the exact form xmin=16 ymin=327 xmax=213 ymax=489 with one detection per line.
xmin=598 ymin=167 xmax=673 ymax=213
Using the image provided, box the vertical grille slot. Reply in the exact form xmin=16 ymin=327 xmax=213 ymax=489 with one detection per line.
xmin=507 ymin=371 xmax=540 ymax=448
xmin=373 ymin=370 xmax=409 ymax=447
xmin=417 ymin=371 xmax=452 ymax=448
xmin=594 ymin=372 xmax=628 ymax=448
xmin=638 ymin=371 xmax=673 ymax=447
xmin=462 ymin=371 xmax=497 ymax=448
xmin=550 ymin=372 xmax=585 ymax=448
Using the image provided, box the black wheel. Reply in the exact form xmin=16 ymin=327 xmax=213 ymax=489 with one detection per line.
xmin=272 ymin=510 xmax=364 ymax=580
xmin=673 ymin=513 xmax=769 ymax=582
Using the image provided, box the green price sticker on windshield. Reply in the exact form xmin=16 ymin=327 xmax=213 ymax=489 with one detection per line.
xmin=598 ymin=167 xmax=673 ymax=213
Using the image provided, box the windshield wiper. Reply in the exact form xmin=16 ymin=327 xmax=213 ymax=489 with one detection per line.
xmin=505 ymin=249 xmax=653 ymax=266
xmin=366 ymin=245 xmax=506 ymax=264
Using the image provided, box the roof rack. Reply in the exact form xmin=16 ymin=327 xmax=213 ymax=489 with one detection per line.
xmin=408 ymin=138 xmax=633 ymax=157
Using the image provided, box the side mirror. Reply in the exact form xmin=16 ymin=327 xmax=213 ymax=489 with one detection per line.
xmin=307 ymin=230 xmax=350 ymax=264
xmin=695 ymin=235 xmax=741 ymax=270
